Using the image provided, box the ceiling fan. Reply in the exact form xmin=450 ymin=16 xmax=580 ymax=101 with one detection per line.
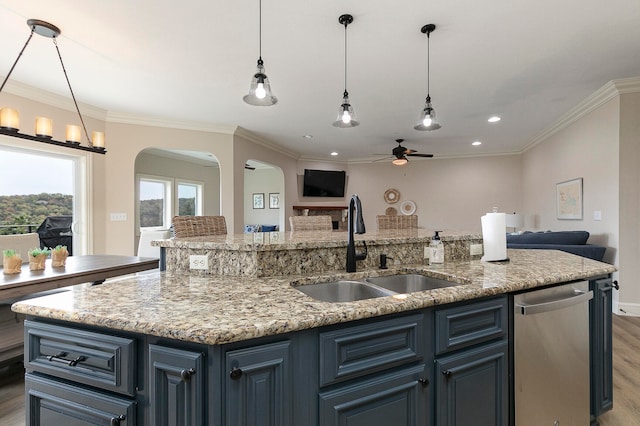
xmin=374 ymin=139 xmax=434 ymax=165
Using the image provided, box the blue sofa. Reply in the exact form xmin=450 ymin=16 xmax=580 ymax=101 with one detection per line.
xmin=506 ymin=231 xmax=606 ymax=261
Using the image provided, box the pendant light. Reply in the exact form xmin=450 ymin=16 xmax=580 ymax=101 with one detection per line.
xmin=414 ymin=24 xmax=441 ymax=131
xmin=332 ymin=14 xmax=359 ymax=128
xmin=243 ymin=0 xmax=277 ymax=106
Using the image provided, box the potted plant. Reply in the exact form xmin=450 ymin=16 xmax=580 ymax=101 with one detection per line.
xmin=2 ymin=249 xmax=22 ymax=274
xmin=51 ymin=245 xmax=69 ymax=267
xmin=28 ymin=247 xmax=50 ymax=271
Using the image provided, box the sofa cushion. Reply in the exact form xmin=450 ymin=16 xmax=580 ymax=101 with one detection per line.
xmin=506 ymin=231 xmax=589 ymax=245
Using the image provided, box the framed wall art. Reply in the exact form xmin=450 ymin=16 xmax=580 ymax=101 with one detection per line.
xmin=252 ymin=193 xmax=264 ymax=209
xmin=556 ymin=178 xmax=583 ymax=220
xmin=269 ymin=193 xmax=280 ymax=209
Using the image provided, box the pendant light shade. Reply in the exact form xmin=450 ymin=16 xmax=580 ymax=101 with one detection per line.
xmin=243 ymin=0 xmax=277 ymax=106
xmin=414 ymin=24 xmax=441 ymax=131
xmin=332 ymin=14 xmax=359 ymax=128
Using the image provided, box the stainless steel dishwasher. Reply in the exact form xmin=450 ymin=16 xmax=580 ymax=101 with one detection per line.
xmin=514 ymin=280 xmax=593 ymax=425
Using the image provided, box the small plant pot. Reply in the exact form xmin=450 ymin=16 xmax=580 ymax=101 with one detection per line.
xmin=3 ymin=255 xmax=22 ymax=274
xmin=29 ymin=253 xmax=48 ymax=271
xmin=51 ymin=251 xmax=68 ymax=267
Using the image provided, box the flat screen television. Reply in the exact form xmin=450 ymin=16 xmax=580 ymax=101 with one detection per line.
xmin=303 ymin=169 xmax=346 ymax=197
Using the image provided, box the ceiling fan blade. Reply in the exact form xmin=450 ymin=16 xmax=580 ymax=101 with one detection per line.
xmin=406 ymin=153 xmax=434 ymax=158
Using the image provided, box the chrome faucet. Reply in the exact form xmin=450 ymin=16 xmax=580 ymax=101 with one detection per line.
xmin=346 ymin=194 xmax=367 ymax=272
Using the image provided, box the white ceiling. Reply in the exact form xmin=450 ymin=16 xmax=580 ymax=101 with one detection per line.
xmin=1 ymin=0 xmax=639 ymax=162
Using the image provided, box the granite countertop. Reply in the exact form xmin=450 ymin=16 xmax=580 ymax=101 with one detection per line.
xmin=12 ymin=249 xmax=615 ymax=346
xmin=152 ymin=229 xmax=481 ymax=251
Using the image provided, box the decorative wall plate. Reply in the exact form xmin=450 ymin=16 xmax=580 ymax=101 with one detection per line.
xmin=384 ymin=188 xmax=400 ymax=204
xmin=385 ymin=207 xmax=398 ymax=216
xmin=400 ymin=200 xmax=416 ymax=215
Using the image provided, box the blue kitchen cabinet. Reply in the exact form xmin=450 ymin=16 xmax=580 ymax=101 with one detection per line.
xmin=149 ymin=344 xmax=205 ymax=426
xmin=590 ymin=277 xmax=615 ymax=422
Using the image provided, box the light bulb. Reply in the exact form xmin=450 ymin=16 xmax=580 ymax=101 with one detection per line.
xmin=255 ymin=83 xmax=266 ymax=99
xmin=422 ymin=115 xmax=432 ymax=127
xmin=341 ymin=110 xmax=351 ymax=124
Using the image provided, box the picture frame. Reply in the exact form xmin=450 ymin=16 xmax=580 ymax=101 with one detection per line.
xmin=252 ymin=193 xmax=264 ymax=209
xmin=269 ymin=193 xmax=280 ymax=209
xmin=556 ymin=178 xmax=583 ymax=220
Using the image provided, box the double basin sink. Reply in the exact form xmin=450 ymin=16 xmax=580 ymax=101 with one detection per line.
xmin=295 ymin=274 xmax=462 ymax=303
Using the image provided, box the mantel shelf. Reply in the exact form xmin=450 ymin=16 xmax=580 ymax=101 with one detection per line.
xmin=0 ymin=128 xmax=106 ymax=154
xmin=292 ymin=205 xmax=347 ymax=211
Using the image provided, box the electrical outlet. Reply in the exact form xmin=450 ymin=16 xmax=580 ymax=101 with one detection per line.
xmin=110 ymin=212 xmax=127 ymax=221
xmin=189 ymin=255 xmax=208 ymax=270
xmin=593 ymin=210 xmax=602 ymax=221
xmin=470 ymin=244 xmax=483 ymax=256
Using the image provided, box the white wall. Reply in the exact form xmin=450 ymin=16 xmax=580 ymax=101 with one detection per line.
xmin=243 ymin=168 xmax=282 ymax=228
xmin=521 ymin=97 xmax=620 ymax=265
xmin=297 ymin=155 xmax=523 ymax=233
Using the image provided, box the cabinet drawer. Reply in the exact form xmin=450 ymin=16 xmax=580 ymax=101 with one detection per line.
xmin=25 ymin=320 xmax=136 ymax=396
xmin=26 ymin=373 xmax=136 ymax=425
xmin=319 ymin=313 xmax=425 ymax=387
xmin=435 ymin=297 xmax=507 ymax=355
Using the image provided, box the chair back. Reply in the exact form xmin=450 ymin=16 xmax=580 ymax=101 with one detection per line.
xmin=0 ymin=233 xmax=40 ymax=266
xmin=289 ymin=215 xmax=333 ymax=231
xmin=172 ymin=216 xmax=227 ymax=238
xmin=376 ymin=215 xmax=418 ymax=230
xmin=137 ymin=229 xmax=171 ymax=258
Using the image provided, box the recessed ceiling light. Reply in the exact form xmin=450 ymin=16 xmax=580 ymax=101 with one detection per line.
xmin=302 ymin=134 xmax=313 ymax=139
xmin=472 ymin=141 xmax=482 ymax=146
xmin=330 ymin=151 xmax=338 ymax=156
xmin=488 ymin=116 xmax=501 ymax=123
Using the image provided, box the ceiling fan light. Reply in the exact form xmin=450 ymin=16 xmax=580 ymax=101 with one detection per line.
xmin=392 ymin=157 xmax=408 ymax=166
xmin=243 ymin=60 xmax=278 ymax=106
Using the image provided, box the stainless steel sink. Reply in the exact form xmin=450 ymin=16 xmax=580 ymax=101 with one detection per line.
xmin=364 ymin=274 xmax=461 ymax=293
xmin=295 ymin=280 xmax=394 ymax=302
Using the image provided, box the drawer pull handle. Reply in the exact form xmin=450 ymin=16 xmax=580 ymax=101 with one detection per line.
xmin=418 ymin=377 xmax=429 ymax=387
xmin=181 ymin=367 xmax=196 ymax=381
xmin=230 ymin=366 xmax=243 ymax=379
xmin=47 ymin=353 xmax=87 ymax=367
xmin=442 ymin=370 xmax=452 ymax=377
xmin=613 ymin=280 xmax=619 ymax=290
xmin=110 ymin=414 xmax=126 ymax=426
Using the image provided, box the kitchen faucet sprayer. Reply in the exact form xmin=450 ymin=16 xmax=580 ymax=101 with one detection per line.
xmin=346 ymin=194 xmax=367 ymax=272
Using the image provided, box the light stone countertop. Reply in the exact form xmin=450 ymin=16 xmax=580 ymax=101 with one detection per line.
xmin=152 ymin=229 xmax=481 ymax=251
xmin=12 ymin=249 xmax=615 ymax=345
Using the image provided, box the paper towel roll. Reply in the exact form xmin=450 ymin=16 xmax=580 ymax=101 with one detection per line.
xmin=481 ymin=212 xmax=508 ymax=261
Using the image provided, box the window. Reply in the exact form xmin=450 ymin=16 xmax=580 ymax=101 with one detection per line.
xmin=136 ymin=175 xmax=203 ymax=230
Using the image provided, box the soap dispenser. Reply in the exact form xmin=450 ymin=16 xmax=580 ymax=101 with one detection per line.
xmin=429 ymin=231 xmax=444 ymax=264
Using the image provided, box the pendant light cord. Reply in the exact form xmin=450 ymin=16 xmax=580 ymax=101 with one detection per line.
xmin=0 ymin=28 xmax=35 ymax=94
xmin=53 ymin=37 xmax=91 ymax=145
xmin=426 ymin=31 xmax=430 ymax=97
xmin=344 ymin=22 xmax=348 ymax=94
xmin=258 ymin=0 xmax=262 ymax=61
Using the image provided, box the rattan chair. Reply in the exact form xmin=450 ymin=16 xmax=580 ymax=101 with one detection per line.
xmin=289 ymin=215 xmax=333 ymax=231
xmin=376 ymin=215 xmax=418 ymax=230
xmin=172 ymin=216 xmax=227 ymax=238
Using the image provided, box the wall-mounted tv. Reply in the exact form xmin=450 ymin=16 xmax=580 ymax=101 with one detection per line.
xmin=303 ymin=169 xmax=346 ymax=197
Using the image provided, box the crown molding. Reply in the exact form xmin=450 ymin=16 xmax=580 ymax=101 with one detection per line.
xmin=523 ymin=77 xmax=640 ymax=152
xmin=1 ymin=78 xmax=108 ymax=120
xmin=106 ymin=111 xmax=237 ymax=134
xmin=233 ymin=126 xmax=299 ymax=160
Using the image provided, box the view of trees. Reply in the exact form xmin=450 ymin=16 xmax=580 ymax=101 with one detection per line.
xmin=0 ymin=193 xmax=72 ymax=235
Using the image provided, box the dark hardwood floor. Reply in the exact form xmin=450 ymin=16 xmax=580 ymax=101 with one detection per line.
xmin=1 ymin=315 xmax=639 ymax=425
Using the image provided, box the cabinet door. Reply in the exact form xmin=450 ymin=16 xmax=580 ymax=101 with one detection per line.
xmin=590 ymin=278 xmax=614 ymax=418
xmin=149 ymin=344 xmax=205 ymax=426
xmin=26 ymin=373 xmax=135 ymax=426
xmin=435 ymin=341 xmax=508 ymax=426
xmin=319 ymin=364 xmax=429 ymax=426
xmin=225 ymin=340 xmax=292 ymax=426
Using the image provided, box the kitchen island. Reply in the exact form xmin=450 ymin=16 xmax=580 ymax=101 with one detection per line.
xmin=12 ymin=244 xmax=615 ymax=426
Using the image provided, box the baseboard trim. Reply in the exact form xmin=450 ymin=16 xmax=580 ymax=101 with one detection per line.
xmin=616 ymin=302 xmax=640 ymax=317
